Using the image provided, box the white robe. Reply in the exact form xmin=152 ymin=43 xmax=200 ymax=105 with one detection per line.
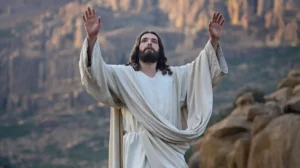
xmin=79 ymin=37 xmax=228 ymax=168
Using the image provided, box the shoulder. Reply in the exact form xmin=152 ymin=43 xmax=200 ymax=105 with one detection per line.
xmin=108 ymin=64 xmax=133 ymax=71
xmin=169 ymin=65 xmax=188 ymax=75
xmin=107 ymin=64 xmax=135 ymax=78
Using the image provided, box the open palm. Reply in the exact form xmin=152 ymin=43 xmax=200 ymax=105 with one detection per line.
xmin=209 ymin=12 xmax=225 ymax=42
xmin=82 ymin=7 xmax=101 ymax=39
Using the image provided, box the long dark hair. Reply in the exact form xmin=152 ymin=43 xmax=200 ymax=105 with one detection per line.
xmin=125 ymin=31 xmax=173 ymax=75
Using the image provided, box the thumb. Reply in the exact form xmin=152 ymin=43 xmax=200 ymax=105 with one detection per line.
xmin=97 ymin=16 xmax=101 ymax=25
xmin=208 ymin=20 xmax=212 ymax=28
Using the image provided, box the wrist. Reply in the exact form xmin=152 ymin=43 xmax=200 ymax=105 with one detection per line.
xmin=210 ymin=38 xmax=219 ymax=46
xmin=209 ymin=38 xmax=219 ymax=52
xmin=88 ymin=35 xmax=97 ymax=43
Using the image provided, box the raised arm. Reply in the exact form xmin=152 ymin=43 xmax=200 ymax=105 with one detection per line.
xmin=170 ymin=12 xmax=228 ymax=131
xmin=204 ymin=11 xmax=228 ymax=86
xmin=82 ymin=7 xmax=100 ymax=66
xmin=180 ymin=12 xmax=228 ymax=85
xmin=79 ymin=7 xmax=123 ymax=108
xmin=172 ymin=12 xmax=228 ymax=107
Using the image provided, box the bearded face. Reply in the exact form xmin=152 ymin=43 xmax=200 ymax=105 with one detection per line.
xmin=139 ymin=47 xmax=159 ymax=63
xmin=138 ymin=33 xmax=159 ymax=63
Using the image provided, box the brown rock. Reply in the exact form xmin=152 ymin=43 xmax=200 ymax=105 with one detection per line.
xmin=284 ymin=96 xmax=300 ymax=114
xmin=231 ymin=103 xmax=281 ymax=121
xmin=283 ymin=20 xmax=299 ymax=46
xmin=192 ymin=139 xmax=203 ymax=152
xmin=231 ymin=106 xmax=245 ymax=116
xmin=73 ymin=18 xmax=83 ymax=48
xmin=199 ymin=136 xmax=229 ymax=168
xmin=188 ymin=151 xmax=200 ymax=168
xmin=248 ymin=114 xmax=300 ymax=168
xmin=292 ymin=85 xmax=300 ymax=96
xmin=227 ymin=138 xmax=251 ymax=168
xmin=250 ymin=102 xmax=281 ymax=136
xmin=205 ymin=115 xmax=251 ymax=138
xmin=251 ymin=115 xmax=273 ymax=137
xmin=288 ymin=70 xmax=300 ymax=78
xmin=264 ymin=102 xmax=282 ymax=117
xmin=264 ymin=87 xmax=293 ymax=103
xmin=236 ymin=92 xmax=255 ymax=107
xmin=199 ymin=132 xmax=250 ymax=168
xmin=245 ymin=104 xmax=266 ymax=121
xmin=277 ymin=77 xmax=300 ymax=89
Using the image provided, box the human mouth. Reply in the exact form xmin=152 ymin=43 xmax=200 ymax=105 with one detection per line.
xmin=145 ymin=48 xmax=154 ymax=52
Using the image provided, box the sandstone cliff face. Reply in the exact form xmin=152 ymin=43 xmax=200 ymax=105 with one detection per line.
xmin=9 ymin=0 xmax=296 ymax=114
xmin=0 ymin=0 xmax=299 ymax=167
xmin=7 ymin=0 xmax=297 ymax=105
xmin=90 ymin=0 xmax=300 ymax=46
xmin=189 ymin=70 xmax=300 ymax=168
xmin=21 ymin=0 xmax=300 ymax=55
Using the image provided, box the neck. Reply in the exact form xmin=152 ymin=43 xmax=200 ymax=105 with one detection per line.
xmin=139 ymin=60 xmax=157 ymax=77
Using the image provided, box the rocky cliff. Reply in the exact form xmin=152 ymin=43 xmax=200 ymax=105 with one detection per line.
xmin=189 ymin=70 xmax=300 ymax=168
xmin=2 ymin=0 xmax=300 ymax=114
xmin=0 ymin=0 xmax=299 ymax=167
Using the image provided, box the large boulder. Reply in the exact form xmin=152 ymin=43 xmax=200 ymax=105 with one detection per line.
xmin=198 ymin=134 xmax=249 ymax=168
xmin=227 ymin=138 xmax=251 ymax=168
xmin=292 ymin=85 xmax=300 ymax=96
xmin=248 ymin=114 xmax=300 ymax=168
xmin=204 ymin=115 xmax=252 ymax=138
xmin=198 ymin=112 xmax=252 ymax=168
xmin=288 ymin=70 xmax=300 ymax=78
xmin=277 ymin=77 xmax=300 ymax=90
xmin=264 ymin=87 xmax=293 ymax=103
xmin=190 ymin=70 xmax=300 ymax=168
xmin=284 ymin=96 xmax=300 ymax=114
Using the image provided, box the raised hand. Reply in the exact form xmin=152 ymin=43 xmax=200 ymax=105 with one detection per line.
xmin=82 ymin=7 xmax=101 ymax=41
xmin=209 ymin=12 xmax=225 ymax=43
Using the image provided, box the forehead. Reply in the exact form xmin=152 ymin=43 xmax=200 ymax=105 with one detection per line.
xmin=140 ymin=33 xmax=158 ymax=40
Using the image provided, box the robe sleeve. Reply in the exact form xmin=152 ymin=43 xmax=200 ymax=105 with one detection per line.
xmin=79 ymin=37 xmax=124 ymax=108
xmin=173 ymin=40 xmax=228 ymax=106
xmin=205 ymin=41 xmax=228 ymax=87
xmin=172 ymin=40 xmax=228 ymax=130
xmin=186 ymin=40 xmax=228 ymax=88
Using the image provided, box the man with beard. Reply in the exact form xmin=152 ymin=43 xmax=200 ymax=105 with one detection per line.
xmin=79 ymin=7 xmax=228 ymax=168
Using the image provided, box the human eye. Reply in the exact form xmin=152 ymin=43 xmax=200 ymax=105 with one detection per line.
xmin=141 ymin=38 xmax=147 ymax=42
xmin=152 ymin=39 xmax=158 ymax=43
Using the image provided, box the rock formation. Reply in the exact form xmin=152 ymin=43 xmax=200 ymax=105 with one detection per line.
xmin=189 ymin=69 xmax=300 ymax=168
xmin=0 ymin=0 xmax=299 ymax=167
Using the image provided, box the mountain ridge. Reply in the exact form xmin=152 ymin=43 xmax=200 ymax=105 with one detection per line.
xmin=0 ymin=0 xmax=299 ymax=167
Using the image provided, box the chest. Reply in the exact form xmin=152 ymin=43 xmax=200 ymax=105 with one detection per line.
xmin=137 ymin=71 xmax=172 ymax=95
xmin=135 ymin=71 xmax=174 ymax=114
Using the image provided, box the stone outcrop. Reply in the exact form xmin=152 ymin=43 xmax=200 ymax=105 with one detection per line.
xmin=189 ymin=70 xmax=300 ymax=168
xmin=91 ymin=0 xmax=300 ymax=46
xmin=0 ymin=1 xmax=300 ymax=167
xmin=1 ymin=0 xmax=299 ymax=117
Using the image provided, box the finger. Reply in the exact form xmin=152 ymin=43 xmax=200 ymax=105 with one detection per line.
xmin=82 ymin=14 xmax=86 ymax=22
xmin=213 ymin=12 xmax=216 ymax=22
xmin=98 ymin=16 xmax=101 ymax=27
xmin=212 ymin=12 xmax=217 ymax=22
xmin=97 ymin=16 xmax=101 ymax=24
xmin=220 ymin=19 xmax=225 ymax=26
xmin=85 ymin=10 xmax=89 ymax=19
xmin=217 ymin=14 xmax=222 ymax=23
xmin=215 ymin=12 xmax=220 ymax=23
xmin=213 ymin=12 xmax=219 ymax=22
xmin=88 ymin=7 xmax=92 ymax=16
xmin=92 ymin=8 xmax=96 ymax=16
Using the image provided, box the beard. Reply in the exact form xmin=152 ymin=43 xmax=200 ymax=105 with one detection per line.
xmin=139 ymin=49 xmax=159 ymax=63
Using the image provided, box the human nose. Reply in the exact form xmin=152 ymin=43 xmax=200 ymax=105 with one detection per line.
xmin=146 ymin=40 xmax=152 ymax=46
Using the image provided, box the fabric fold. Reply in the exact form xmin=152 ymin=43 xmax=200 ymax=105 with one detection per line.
xmin=79 ymin=37 xmax=228 ymax=168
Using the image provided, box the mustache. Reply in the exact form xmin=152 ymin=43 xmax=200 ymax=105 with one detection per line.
xmin=143 ymin=47 xmax=155 ymax=52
